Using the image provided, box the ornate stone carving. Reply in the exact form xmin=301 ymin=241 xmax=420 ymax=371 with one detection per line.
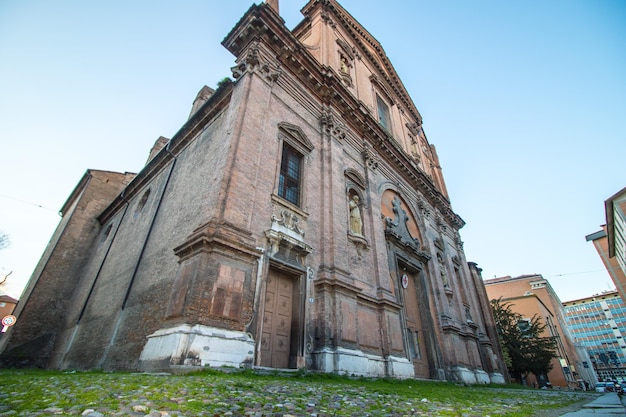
xmin=405 ymin=121 xmax=422 ymax=136
xmin=344 ymin=168 xmax=366 ymax=190
xmin=348 ymin=195 xmax=363 ymax=237
xmin=416 ymin=196 xmax=431 ymax=218
xmin=336 ymin=38 xmax=355 ymax=61
xmin=464 ymin=304 xmax=474 ymax=324
xmin=279 ymin=122 xmax=314 ymax=153
xmin=384 ymin=196 xmax=421 ymax=251
xmin=321 ymin=10 xmax=337 ymax=28
xmin=362 ymin=142 xmax=379 ymax=170
xmin=320 ymin=107 xmax=346 ymax=141
xmin=230 ymin=41 xmax=282 ymax=82
xmin=435 ymin=215 xmax=447 ymax=233
xmin=271 ymin=209 xmax=304 ymax=237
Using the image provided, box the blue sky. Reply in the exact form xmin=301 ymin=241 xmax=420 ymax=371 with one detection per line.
xmin=0 ymin=0 xmax=625 ymax=302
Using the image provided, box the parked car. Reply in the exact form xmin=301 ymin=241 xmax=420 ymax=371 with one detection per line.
xmin=596 ymin=382 xmax=607 ymax=392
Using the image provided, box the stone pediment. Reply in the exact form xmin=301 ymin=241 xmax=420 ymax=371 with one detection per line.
xmin=278 ymin=122 xmax=314 ymax=153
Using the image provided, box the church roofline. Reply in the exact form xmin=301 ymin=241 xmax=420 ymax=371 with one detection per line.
xmin=59 ymin=169 xmax=136 ymax=217
xmin=298 ymin=0 xmax=423 ymax=126
xmin=98 ymin=81 xmax=235 ymax=225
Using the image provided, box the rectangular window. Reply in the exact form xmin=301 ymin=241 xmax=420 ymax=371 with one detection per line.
xmin=376 ymin=95 xmax=391 ymax=130
xmin=278 ymin=144 xmax=302 ymax=206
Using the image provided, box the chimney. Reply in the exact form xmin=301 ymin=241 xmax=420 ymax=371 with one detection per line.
xmin=266 ymin=0 xmax=279 ymax=15
xmin=146 ymin=136 xmax=170 ymax=164
xmin=188 ymin=85 xmax=215 ymax=120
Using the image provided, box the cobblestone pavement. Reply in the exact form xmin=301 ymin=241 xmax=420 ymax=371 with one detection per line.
xmin=0 ymin=370 xmax=599 ymax=416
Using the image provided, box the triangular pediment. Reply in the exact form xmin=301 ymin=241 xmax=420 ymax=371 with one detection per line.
xmin=278 ymin=122 xmax=314 ymax=153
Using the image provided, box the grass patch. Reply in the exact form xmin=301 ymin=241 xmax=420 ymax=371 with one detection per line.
xmin=0 ymin=368 xmax=595 ymax=416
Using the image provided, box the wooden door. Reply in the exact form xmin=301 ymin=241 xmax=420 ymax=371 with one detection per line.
xmin=260 ymin=270 xmax=293 ymax=368
xmin=402 ymin=272 xmax=430 ymax=377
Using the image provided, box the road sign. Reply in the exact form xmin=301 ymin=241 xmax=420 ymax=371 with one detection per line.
xmin=1 ymin=315 xmax=16 ymax=333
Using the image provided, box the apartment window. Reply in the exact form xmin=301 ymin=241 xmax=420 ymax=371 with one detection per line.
xmin=376 ymin=95 xmax=391 ymax=131
xmin=278 ymin=143 xmax=302 ymax=206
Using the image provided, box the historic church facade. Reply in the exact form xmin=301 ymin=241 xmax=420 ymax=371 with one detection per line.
xmin=1 ymin=0 xmax=505 ymax=383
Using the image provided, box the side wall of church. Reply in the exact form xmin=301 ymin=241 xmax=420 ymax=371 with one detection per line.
xmin=50 ymin=99 xmax=243 ymax=369
xmin=1 ymin=171 xmax=134 ymax=367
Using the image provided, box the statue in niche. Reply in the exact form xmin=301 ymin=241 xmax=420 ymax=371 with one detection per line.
xmin=340 ymin=55 xmax=349 ymax=74
xmin=437 ymin=252 xmax=449 ymax=288
xmin=410 ymin=138 xmax=419 ymax=158
xmin=339 ymin=55 xmax=352 ymax=87
xmin=349 ymin=194 xmax=363 ymax=237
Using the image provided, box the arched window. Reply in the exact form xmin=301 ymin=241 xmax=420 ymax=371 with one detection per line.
xmin=135 ymin=189 xmax=151 ymax=216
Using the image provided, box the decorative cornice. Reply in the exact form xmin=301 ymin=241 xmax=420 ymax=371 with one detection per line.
xmin=173 ymin=219 xmax=258 ymax=262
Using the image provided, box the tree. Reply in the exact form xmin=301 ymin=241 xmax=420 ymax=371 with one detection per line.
xmin=491 ymin=297 xmax=558 ymax=386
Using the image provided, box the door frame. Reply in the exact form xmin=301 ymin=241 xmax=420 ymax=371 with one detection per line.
xmin=387 ymin=245 xmax=442 ymax=379
xmin=257 ymin=259 xmax=306 ymax=369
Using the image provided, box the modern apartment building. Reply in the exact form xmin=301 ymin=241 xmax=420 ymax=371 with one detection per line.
xmin=563 ymin=290 xmax=626 ymax=382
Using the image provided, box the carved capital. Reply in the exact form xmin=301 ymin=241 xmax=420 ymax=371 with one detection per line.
xmin=435 ymin=215 xmax=447 ymax=233
xmin=320 ymin=107 xmax=346 ymax=141
xmin=230 ymin=41 xmax=282 ymax=82
xmin=321 ymin=10 xmax=337 ymax=28
xmin=405 ymin=121 xmax=422 ymax=136
xmin=362 ymin=142 xmax=379 ymax=170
